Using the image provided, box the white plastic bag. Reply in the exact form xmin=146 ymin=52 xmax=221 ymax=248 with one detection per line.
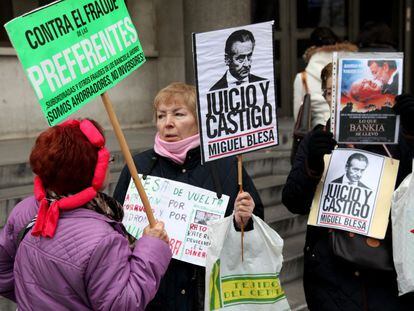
xmin=391 ymin=159 xmax=414 ymax=295
xmin=205 ymin=215 xmax=290 ymax=310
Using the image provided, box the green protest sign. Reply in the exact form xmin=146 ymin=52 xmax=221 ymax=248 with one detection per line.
xmin=5 ymin=0 xmax=145 ymax=126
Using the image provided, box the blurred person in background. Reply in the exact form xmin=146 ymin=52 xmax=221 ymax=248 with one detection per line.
xmin=357 ymin=21 xmax=396 ymax=52
xmin=283 ymin=63 xmax=414 ymax=310
xmin=293 ymin=27 xmax=357 ymax=128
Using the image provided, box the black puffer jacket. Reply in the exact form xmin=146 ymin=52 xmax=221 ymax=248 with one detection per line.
xmin=113 ymin=147 xmax=264 ymax=311
xmin=282 ymin=125 xmax=414 ymax=311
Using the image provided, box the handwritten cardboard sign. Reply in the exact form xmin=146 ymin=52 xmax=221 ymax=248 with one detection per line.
xmin=122 ymin=175 xmax=230 ymax=266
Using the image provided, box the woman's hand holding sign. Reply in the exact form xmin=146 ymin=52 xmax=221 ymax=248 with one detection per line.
xmin=234 ymin=191 xmax=255 ymax=228
xmin=144 ymin=221 xmax=169 ymax=244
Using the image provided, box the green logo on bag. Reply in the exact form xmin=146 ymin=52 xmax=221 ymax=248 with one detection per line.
xmin=220 ymin=273 xmax=286 ymax=306
xmin=209 ymin=259 xmax=223 ymax=309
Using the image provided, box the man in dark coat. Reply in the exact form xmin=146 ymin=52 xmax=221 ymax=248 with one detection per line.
xmin=282 ymin=93 xmax=414 ymax=310
xmin=210 ymin=29 xmax=265 ymax=91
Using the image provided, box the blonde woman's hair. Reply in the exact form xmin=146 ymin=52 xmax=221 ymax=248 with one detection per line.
xmin=153 ymin=82 xmax=197 ymax=120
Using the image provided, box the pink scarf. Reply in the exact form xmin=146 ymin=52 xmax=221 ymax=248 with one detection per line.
xmin=154 ymin=133 xmax=200 ymax=164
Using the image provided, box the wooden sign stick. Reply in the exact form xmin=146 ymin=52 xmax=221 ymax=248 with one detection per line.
xmin=237 ymin=154 xmax=244 ymax=262
xmin=101 ymin=92 xmax=156 ymax=227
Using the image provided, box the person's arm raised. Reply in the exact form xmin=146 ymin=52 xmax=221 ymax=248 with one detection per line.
xmin=282 ymin=128 xmax=336 ymax=215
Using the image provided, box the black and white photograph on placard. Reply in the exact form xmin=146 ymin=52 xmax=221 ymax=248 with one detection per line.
xmin=316 ymin=148 xmax=384 ymax=236
xmin=193 ymin=21 xmax=278 ymax=163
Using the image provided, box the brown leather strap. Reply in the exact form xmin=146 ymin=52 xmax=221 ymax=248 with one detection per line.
xmin=301 ymin=71 xmax=309 ymax=94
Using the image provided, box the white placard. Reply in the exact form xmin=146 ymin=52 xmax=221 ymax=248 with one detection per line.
xmin=193 ymin=21 xmax=278 ymax=163
xmin=308 ymin=148 xmax=399 ymax=238
xmin=122 ymin=175 xmax=230 ymax=266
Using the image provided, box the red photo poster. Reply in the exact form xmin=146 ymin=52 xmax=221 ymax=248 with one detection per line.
xmin=331 ymin=52 xmax=403 ymax=144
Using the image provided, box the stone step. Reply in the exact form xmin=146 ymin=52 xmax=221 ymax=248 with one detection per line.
xmin=0 ymin=172 xmax=289 ymax=228
xmin=0 ymin=117 xmax=294 ymax=190
xmin=0 ymin=197 xmax=28 ymax=229
xmin=0 ymin=162 xmax=32 ymax=189
xmin=0 ymin=149 xmax=127 ymax=189
xmin=0 ymin=181 xmax=35 ymax=227
xmin=0 ymin=146 xmax=290 ymax=188
xmin=0 ymin=172 xmax=122 ymax=228
xmin=0 ymin=117 xmax=294 ymax=188
xmin=265 ymin=204 xmax=307 ymax=238
xmin=0 ymin=146 xmax=290 ymax=189
xmin=254 ymin=174 xmax=287 ymax=207
xmin=280 ymin=232 xmax=305 ymax=284
xmin=243 ymin=149 xmax=291 ymax=178
xmin=283 ymin=277 xmax=308 ymax=311
xmin=277 ymin=117 xmax=295 ymax=151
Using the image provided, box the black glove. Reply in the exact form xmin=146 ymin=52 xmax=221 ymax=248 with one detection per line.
xmin=394 ymin=93 xmax=414 ymax=134
xmin=307 ymin=129 xmax=336 ymax=173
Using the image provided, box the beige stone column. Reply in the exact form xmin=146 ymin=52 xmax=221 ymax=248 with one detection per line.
xmin=183 ymin=0 xmax=251 ymax=84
